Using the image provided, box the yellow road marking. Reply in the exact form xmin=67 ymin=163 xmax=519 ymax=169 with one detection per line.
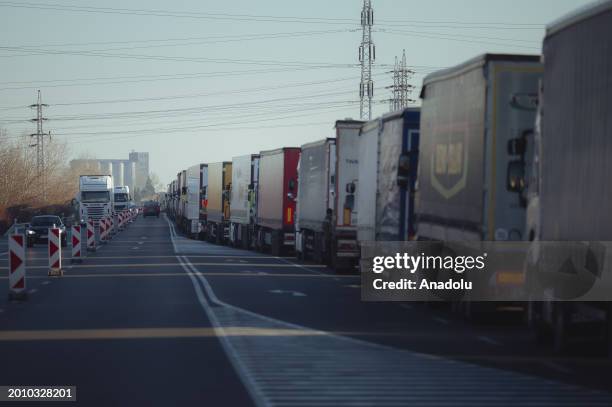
xmin=0 ymin=327 xmax=326 ymax=341
xmin=0 ymin=262 xmax=329 ymax=270
xmin=0 ymin=272 xmax=357 ymax=279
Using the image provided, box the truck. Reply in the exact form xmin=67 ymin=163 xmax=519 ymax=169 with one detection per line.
xmin=295 ymin=120 xmax=363 ymax=270
xmin=77 ymin=175 xmax=114 ymax=225
xmin=229 ymin=154 xmax=259 ymax=249
xmin=416 ymin=54 xmax=542 ymax=316
xmin=357 ymin=108 xmax=420 ymax=244
xmin=295 ymin=138 xmax=336 ymax=263
xmin=206 ymin=162 xmax=232 ymax=244
xmin=113 ymin=186 xmax=131 ymax=213
xmin=525 ymin=1 xmax=612 ymax=355
xmin=176 ymin=170 xmax=187 ymax=230
xmin=255 ymin=147 xmax=300 ymax=255
xmin=184 ymin=164 xmax=203 ymax=238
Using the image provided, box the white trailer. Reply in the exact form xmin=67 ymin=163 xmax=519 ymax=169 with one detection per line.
xmin=229 ymin=154 xmax=259 ymax=248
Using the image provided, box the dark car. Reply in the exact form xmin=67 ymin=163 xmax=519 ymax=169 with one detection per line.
xmin=143 ymin=201 xmax=160 ymax=218
xmin=26 ymin=215 xmax=67 ymax=248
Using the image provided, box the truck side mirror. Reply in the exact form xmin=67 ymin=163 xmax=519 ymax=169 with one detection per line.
xmin=346 ymin=182 xmax=356 ymax=194
xmin=397 ymin=153 xmax=411 ymax=187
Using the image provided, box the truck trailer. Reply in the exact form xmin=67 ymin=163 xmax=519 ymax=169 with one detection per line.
xmin=525 ymin=1 xmax=612 ymax=354
xmin=229 ymin=154 xmax=259 ymax=249
xmin=255 ymin=147 xmax=300 ymax=255
xmin=184 ymin=164 xmax=203 ymax=238
xmin=357 ymin=108 xmax=420 ymax=244
xmin=295 ymin=138 xmax=336 ymax=263
xmin=206 ymin=161 xmax=232 ymax=244
xmin=416 ymin=54 xmax=542 ymax=316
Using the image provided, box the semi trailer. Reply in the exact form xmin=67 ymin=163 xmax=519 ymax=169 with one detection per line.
xmin=525 ymin=1 xmax=612 ymax=354
xmin=357 ymin=108 xmax=420 ymax=244
xmin=295 ymin=138 xmax=336 ymax=263
xmin=255 ymin=147 xmax=300 ymax=255
xmin=416 ymin=54 xmax=542 ymax=315
xmin=206 ymin=162 xmax=232 ymax=244
xmin=229 ymin=154 xmax=259 ymax=249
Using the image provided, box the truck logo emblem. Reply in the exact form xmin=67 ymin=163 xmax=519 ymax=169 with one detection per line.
xmin=430 ymin=126 xmax=469 ymax=199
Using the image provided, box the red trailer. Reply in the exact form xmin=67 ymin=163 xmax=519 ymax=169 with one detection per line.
xmin=255 ymin=147 xmax=301 ymax=255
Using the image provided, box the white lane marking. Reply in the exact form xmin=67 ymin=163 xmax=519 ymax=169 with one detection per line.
xmin=268 ymin=289 xmax=307 ymax=297
xmin=166 ymin=215 xmax=612 ymax=406
xmin=0 ymin=252 xmax=7 ymax=257
xmin=28 ymin=288 xmax=38 ymax=294
xmin=477 ymin=335 xmax=502 ymax=346
xmin=174 ymin=254 xmax=267 ymax=407
xmin=433 ymin=317 xmax=450 ymax=325
xmin=41 ymin=281 xmax=51 ymax=285
xmin=138 ymin=241 xmax=144 ymax=245
xmin=131 ymin=247 xmax=140 ymax=250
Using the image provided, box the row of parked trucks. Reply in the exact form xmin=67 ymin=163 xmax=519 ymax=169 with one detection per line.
xmin=166 ymin=2 xmax=611 ymax=354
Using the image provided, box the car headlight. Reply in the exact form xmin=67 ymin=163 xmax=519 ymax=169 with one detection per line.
xmin=27 ymin=230 xmax=35 ymax=235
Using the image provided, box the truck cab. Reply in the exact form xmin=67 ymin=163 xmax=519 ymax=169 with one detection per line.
xmin=113 ymin=186 xmax=132 ymax=213
xmin=77 ymin=175 xmax=114 ymax=225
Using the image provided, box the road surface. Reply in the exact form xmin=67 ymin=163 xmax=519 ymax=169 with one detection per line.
xmin=0 ymin=215 xmax=611 ymax=406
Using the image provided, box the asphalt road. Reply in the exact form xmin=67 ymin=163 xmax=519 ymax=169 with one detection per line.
xmin=0 ymin=215 xmax=611 ymax=406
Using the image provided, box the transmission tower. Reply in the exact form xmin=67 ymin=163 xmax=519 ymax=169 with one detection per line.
xmin=358 ymin=0 xmax=375 ymax=120
xmin=387 ymin=50 xmax=415 ymax=112
xmin=29 ymin=90 xmax=49 ymax=200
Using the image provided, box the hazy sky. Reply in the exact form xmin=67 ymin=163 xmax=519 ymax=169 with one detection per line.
xmin=0 ymin=0 xmax=592 ymax=185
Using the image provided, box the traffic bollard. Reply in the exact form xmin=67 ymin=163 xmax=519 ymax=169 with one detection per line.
xmin=71 ymin=225 xmax=83 ymax=263
xmin=48 ymin=227 xmax=63 ymax=277
xmin=8 ymin=233 xmax=27 ymax=301
xmin=87 ymin=219 xmax=96 ymax=251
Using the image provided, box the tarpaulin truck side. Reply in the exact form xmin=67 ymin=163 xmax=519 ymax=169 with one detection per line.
xmin=357 ymin=108 xmax=420 ymax=243
xmin=417 ymin=54 xmax=542 ymax=316
xmin=256 ymin=147 xmax=300 ymax=255
xmin=417 ymin=54 xmax=542 ymax=242
xmin=229 ymin=154 xmax=259 ymax=248
xmin=525 ymin=1 xmax=612 ymax=354
xmin=295 ymin=138 xmax=336 ymax=263
xmin=206 ymin=161 xmax=232 ymax=244
xmin=185 ymin=164 xmax=202 ymax=237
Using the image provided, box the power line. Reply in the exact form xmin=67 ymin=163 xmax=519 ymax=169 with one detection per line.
xmin=0 ymin=1 xmax=546 ymax=28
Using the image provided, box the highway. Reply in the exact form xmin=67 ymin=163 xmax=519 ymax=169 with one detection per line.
xmin=0 ymin=215 xmax=611 ymax=406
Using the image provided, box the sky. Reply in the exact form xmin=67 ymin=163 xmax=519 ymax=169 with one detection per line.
xmin=0 ymin=0 xmax=593 ymax=185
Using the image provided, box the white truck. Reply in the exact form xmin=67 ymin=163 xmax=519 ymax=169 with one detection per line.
xmin=113 ymin=186 xmax=131 ymax=213
xmin=77 ymin=175 xmax=114 ymax=225
xmin=295 ymin=119 xmax=363 ymax=271
xmin=229 ymin=154 xmax=260 ymax=248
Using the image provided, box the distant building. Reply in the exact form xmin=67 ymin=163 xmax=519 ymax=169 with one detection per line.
xmin=70 ymin=151 xmax=149 ymax=193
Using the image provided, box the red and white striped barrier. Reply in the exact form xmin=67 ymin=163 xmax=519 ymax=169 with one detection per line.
xmin=111 ymin=214 xmax=117 ymax=235
xmin=48 ymin=227 xmax=63 ymax=276
xmin=105 ymin=216 xmax=112 ymax=240
xmin=118 ymin=212 xmax=124 ymax=230
xmin=8 ymin=233 xmax=27 ymax=301
xmin=99 ymin=217 xmax=107 ymax=243
xmin=87 ymin=219 xmax=96 ymax=251
xmin=71 ymin=225 xmax=83 ymax=262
